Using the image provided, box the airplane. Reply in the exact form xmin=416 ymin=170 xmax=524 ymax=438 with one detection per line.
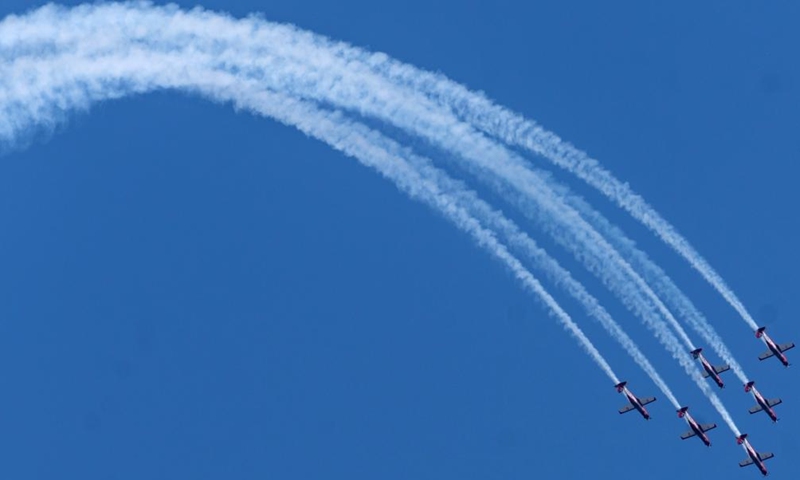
xmin=615 ymin=381 xmax=656 ymax=420
xmin=755 ymin=327 xmax=794 ymax=367
xmin=691 ymin=348 xmax=730 ymax=388
xmin=737 ymin=434 xmax=774 ymax=476
xmin=677 ymin=406 xmax=716 ymax=447
xmin=745 ymin=381 xmax=782 ymax=423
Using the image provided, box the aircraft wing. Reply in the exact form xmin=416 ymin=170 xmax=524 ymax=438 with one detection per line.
xmin=767 ymin=399 xmax=782 ymax=407
xmin=701 ymin=370 xmax=711 ymax=378
xmin=749 ymin=405 xmax=764 ymax=414
xmin=758 ymin=452 xmax=774 ymax=461
xmin=680 ymin=430 xmax=696 ymax=440
xmin=700 ymin=423 xmax=717 ymax=432
xmin=619 ymin=405 xmax=636 ymax=414
xmin=639 ymin=396 xmax=656 ymax=406
xmin=739 ymin=458 xmax=754 ymax=467
xmin=759 ymin=350 xmax=775 ymax=360
xmin=778 ymin=342 xmax=795 ymax=353
xmin=714 ymin=365 xmax=730 ymax=374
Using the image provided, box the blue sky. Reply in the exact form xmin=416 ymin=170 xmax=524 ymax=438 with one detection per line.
xmin=0 ymin=1 xmax=798 ymax=479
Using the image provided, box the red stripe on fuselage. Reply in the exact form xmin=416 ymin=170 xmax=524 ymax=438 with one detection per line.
xmin=698 ymin=354 xmax=724 ymax=386
xmin=625 ymin=390 xmax=648 ymax=418
xmin=752 ymin=388 xmax=778 ymax=421
xmin=686 ymin=415 xmax=709 ymax=444
xmin=761 ymin=332 xmax=789 ymax=367
xmin=744 ymin=440 xmax=767 ymax=473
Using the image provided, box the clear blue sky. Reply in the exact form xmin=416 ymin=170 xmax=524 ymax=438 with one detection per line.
xmin=0 ymin=1 xmax=797 ymax=479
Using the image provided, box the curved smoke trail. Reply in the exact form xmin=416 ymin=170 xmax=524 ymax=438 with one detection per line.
xmin=0 ymin=1 xmax=622 ymax=390
xmin=565 ymin=194 xmax=749 ymax=384
xmin=364 ymin=49 xmax=760 ymax=333
xmin=0 ymin=2 xmax=748 ymax=432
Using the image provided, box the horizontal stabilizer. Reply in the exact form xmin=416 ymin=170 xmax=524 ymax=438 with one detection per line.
xmin=739 ymin=458 xmax=754 ymax=468
xmin=619 ymin=405 xmax=635 ymax=414
xmin=767 ymin=399 xmax=782 ymax=408
xmin=639 ymin=396 xmax=656 ymax=406
xmin=759 ymin=350 xmax=775 ymax=361
xmin=714 ymin=365 xmax=730 ymax=374
xmin=680 ymin=430 xmax=696 ymax=440
xmin=700 ymin=423 xmax=716 ymax=432
xmin=779 ymin=342 xmax=795 ymax=353
xmin=758 ymin=452 xmax=774 ymax=462
xmin=749 ymin=405 xmax=764 ymax=414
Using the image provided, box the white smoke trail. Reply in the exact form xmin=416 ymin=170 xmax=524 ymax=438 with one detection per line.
xmin=0 ymin=4 xmax=712 ymax=362
xmin=564 ymin=193 xmax=749 ymax=384
xmin=465 ymin=167 xmax=743 ymax=431
xmin=0 ymin=4 xmax=622 ymax=388
xmin=363 ymin=49 xmax=760 ymax=333
xmin=0 ymin=2 xmax=743 ymax=431
xmin=0 ymin=3 xmax=700 ymax=364
xmin=455 ymin=193 xmax=683 ymax=408
xmin=164 ymin=4 xmax=754 ymax=385
xmin=382 ymin=131 xmax=681 ymax=408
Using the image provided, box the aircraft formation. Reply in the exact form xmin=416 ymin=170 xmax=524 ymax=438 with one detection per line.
xmin=0 ymin=4 xmax=791 ymax=479
xmin=616 ymin=326 xmax=794 ymax=476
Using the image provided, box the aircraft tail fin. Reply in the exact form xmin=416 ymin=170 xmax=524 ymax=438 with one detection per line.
xmin=615 ymin=381 xmax=627 ymax=393
xmin=756 ymin=327 xmax=766 ymax=338
xmin=737 ymin=433 xmax=749 ymax=445
xmin=691 ymin=348 xmax=703 ymax=359
xmin=745 ymin=381 xmax=755 ymax=393
xmin=677 ymin=406 xmax=689 ymax=418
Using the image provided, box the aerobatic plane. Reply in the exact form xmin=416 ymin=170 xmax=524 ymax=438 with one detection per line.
xmin=615 ymin=381 xmax=656 ymax=420
xmin=677 ymin=406 xmax=716 ymax=447
xmin=737 ymin=434 xmax=774 ymax=476
xmin=745 ymin=381 xmax=782 ymax=423
xmin=691 ymin=348 xmax=730 ymax=388
xmin=755 ymin=327 xmax=794 ymax=367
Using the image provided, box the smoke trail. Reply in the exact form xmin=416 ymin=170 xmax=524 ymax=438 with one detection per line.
xmin=385 ymin=54 xmax=753 ymax=383
xmin=466 ymin=166 xmax=744 ymax=432
xmin=452 ymin=188 xmax=683 ymax=408
xmin=380 ymin=129 xmax=682 ymax=408
xmin=0 ymin=5 xmax=623 ymax=387
xmin=0 ymin=3 xmax=700 ymax=361
xmin=564 ymin=193 xmax=749 ymax=384
xmin=169 ymin=5 xmax=755 ymax=379
xmin=267 ymin=100 xmax=625 ymax=386
xmin=363 ymin=51 xmax=759 ymax=333
xmin=0 ymin=3 xmax=740 ymax=429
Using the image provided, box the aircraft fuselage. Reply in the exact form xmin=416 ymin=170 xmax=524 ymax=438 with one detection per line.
xmin=623 ymin=388 xmax=650 ymax=420
xmin=740 ymin=438 xmax=769 ymax=476
xmin=699 ymin=353 xmax=725 ymax=388
xmin=747 ymin=384 xmax=780 ymax=423
xmin=762 ymin=333 xmax=789 ymax=367
xmin=756 ymin=328 xmax=793 ymax=367
xmin=684 ymin=413 xmax=712 ymax=446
